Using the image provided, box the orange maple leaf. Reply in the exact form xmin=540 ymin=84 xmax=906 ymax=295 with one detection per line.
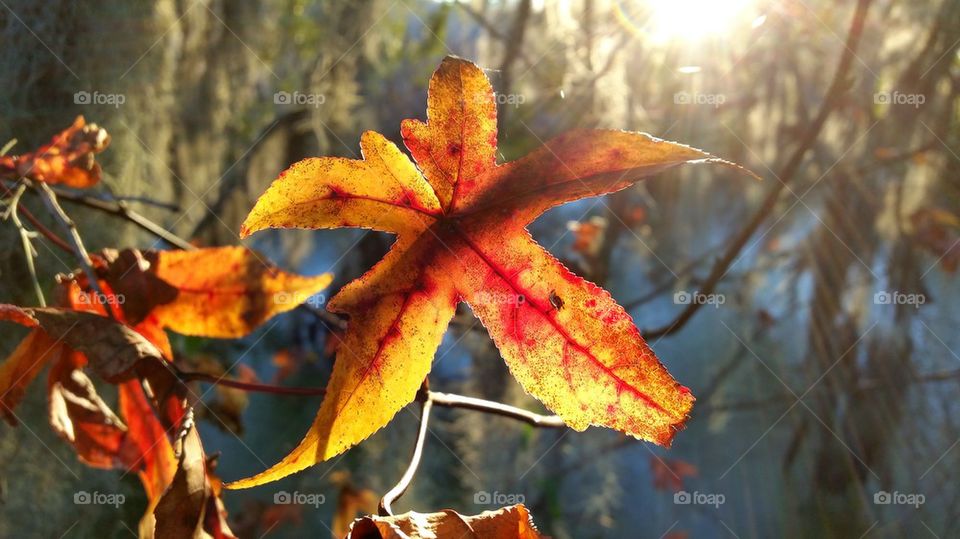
xmin=232 ymin=56 xmax=746 ymax=488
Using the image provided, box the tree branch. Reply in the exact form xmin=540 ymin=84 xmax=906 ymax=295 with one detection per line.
xmin=48 ymin=185 xmax=195 ymax=251
xmin=642 ymin=0 xmax=873 ymax=338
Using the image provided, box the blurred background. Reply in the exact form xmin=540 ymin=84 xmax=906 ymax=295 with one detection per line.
xmin=1 ymin=0 xmax=958 ymax=537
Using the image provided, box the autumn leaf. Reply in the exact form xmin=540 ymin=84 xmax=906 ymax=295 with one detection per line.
xmin=0 ymin=305 xmax=170 ymax=382
xmin=0 ymin=116 xmax=110 ymax=187
xmin=330 ymin=471 xmax=379 ymax=538
xmin=97 ymin=246 xmax=333 ymax=338
xmin=0 ymin=329 xmax=63 ymax=424
xmin=47 ymin=351 xmax=130 ymax=469
xmin=568 ymin=216 xmax=608 ymax=257
xmin=346 ymin=504 xmax=541 ymax=539
xmin=231 ymin=56 xmax=749 ymax=488
xmin=911 ymin=207 xmax=960 ymax=273
xmin=119 ymin=379 xmax=178 ymax=503
xmin=650 ymin=456 xmax=698 ymax=493
xmin=150 ymin=424 xmax=236 ymax=539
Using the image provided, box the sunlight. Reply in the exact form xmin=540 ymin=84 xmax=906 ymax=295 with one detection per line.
xmin=645 ymin=0 xmax=753 ymax=43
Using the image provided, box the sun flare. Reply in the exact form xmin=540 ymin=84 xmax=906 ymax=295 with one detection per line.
xmin=629 ymin=0 xmax=755 ymax=43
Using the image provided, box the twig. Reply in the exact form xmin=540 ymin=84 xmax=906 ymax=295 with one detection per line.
xmin=3 ymin=184 xmax=46 ymax=306
xmin=109 ymin=194 xmax=180 ymax=212
xmin=429 ymin=391 xmax=566 ymax=428
xmin=33 ymin=180 xmax=113 ymax=317
xmin=178 ymin=370 xmax=326 ymax=396
xmin=375 ymin=386 xmax=566 ymax=516
xmin=0 ymin=181 xmax=73 ymax=253
xmin=642 ymin=0 xmax=873 ymax=338
xmin=47 ymin=185 xmax=195 ymax=251
xmin=379 ymin=386 xmax=433 ymax=516
xmin=455 ymin=2 xmax=534 ymax=66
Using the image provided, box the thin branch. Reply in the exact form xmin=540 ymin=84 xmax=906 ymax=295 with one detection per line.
xmin=429 ymin=391 xmax=566 ymax=428
xmin=109 ymin=194 xmax=180 ymax=212
xmin=380 ymin=388 xmax=433 ymax=516
xmin=48 ymin=185 xmax=196 ymax=251
xmin=0 ymin=180 xmax=73 ymax=253
xmin=375 ymin=385 xmax=565 ymax=516
xmin=178 ymin=370 xmax=326 ymax=396
xmin=455 ymin=2 xmax=534 ymax=66
xmin=642 ymin=0 xmax=873 ymax=338
xmin=3 ymin=184 xmax=46 ymax=306
xmin=33 ymin=180 xmax=113 ymax=317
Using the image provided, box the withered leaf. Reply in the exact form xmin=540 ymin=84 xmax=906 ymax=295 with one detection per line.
xmin=346 ymin=504 xmax=541 ymax=539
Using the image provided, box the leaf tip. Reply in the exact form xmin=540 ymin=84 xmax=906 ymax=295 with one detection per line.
xmin=703 ymin=157 xmax=762 ymax=181
xmin=238 ymin=221 xmax=255 ymax=239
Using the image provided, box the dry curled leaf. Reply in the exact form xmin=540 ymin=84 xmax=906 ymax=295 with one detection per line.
xmin=0 ymin=304 xmax=170 ymax=382
xmin=47 ymin=352 xmax=130 ymax=469
xmin=150 ymin=424 xmax=236 ymax=539
xmin=346 ymin=504 xmax=541 ymax=539
xmin=0 ymin=116 xmax=110 ymax=187
xmin=231 ymin=56 xmax=750 ymax=488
